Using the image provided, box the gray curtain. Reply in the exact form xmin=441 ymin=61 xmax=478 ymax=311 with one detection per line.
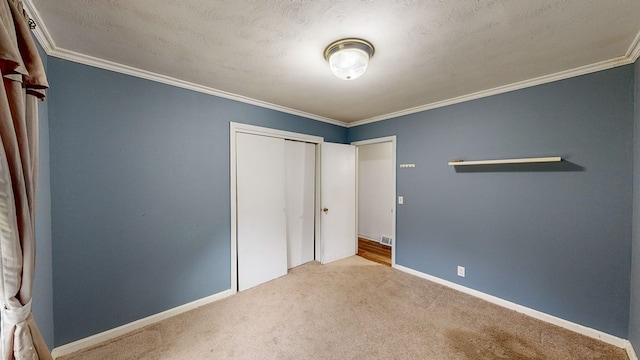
xmin=0 ymin=0 xmax=51 ymax=359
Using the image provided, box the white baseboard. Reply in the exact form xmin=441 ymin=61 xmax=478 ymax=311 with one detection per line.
xmin=49 ymin=269 xmax=637 ymax=358
xmin=357 ymin=234 xmax=379 ymax=243
xmin=51 ymin=289 xmax=234 ymax=359
xmin=394 ymin=264 xmax=629 ymax=349
xmin=627 ymin=341 xmax=639 ymax=360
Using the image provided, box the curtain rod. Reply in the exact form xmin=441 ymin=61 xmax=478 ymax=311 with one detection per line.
xmin=8 ymin=0 xmax=35 ymax=29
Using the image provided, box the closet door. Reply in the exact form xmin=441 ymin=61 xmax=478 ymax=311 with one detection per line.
xmin=236 ymin=133 xmax=287 ymax=291
xmin=285 ymin=141 xmax=315 ymax=269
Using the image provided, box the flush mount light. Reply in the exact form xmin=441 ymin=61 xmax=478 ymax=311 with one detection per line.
xmin=324 ymin=38 xmax=375 ymax=80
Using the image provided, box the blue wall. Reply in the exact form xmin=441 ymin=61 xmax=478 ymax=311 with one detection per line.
xmin=349 ymin=65 xmax=634 ymax=338
xmin=47 ymin=58 xmax=346 ymax=345
xmin=631 ymin=60 xmax=640 ymax=352
xmin=33 ymin=40 xmax=54 ymax=350
xmin=44 ymin=53 xmax=638 ymax=346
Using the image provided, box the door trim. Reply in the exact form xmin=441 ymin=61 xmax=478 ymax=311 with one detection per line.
xmin=230 ymin=122 xmax=323 ymax=293
xmin=352 ymin=136 xmax=397 ymax=267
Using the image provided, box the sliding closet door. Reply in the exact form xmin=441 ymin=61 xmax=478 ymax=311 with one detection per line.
xmin=285 ymin=141 xmax=315 ymax=269
xmin=236 ymin=133 xmax=287 ymax=291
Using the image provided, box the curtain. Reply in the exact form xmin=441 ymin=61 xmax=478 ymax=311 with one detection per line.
xmin=0 ymin=0 xmax=50 ymax=359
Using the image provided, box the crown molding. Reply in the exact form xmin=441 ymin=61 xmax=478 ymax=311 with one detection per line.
xmin=20 ymin=1 xmax=347 ymax=128
xmin=347 ymin=53 xmax=637 ymax=128
xmin=23 ymin=0 xmax=640 ymax=129
xmin=625 ymin=29 xmax=640 ymax=61
xmin=50 ymin=47 xmax=347 ymax=127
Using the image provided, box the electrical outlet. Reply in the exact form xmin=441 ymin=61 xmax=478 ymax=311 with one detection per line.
xmin=457 ymin=266 xmax=465 ymax=277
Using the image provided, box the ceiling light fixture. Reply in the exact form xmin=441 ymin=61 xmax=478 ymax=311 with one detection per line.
xmin=324 ymin=38 xmax=375 ymax=81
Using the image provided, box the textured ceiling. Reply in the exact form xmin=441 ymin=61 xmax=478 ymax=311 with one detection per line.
xmin=26 ymin=0 xmax=640 ymax=125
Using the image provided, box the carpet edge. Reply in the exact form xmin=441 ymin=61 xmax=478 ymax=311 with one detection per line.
xmin=51 ymin=289 xmax=235 ymax=359
xmin=393 ymin=264 xmax=629 ymax=349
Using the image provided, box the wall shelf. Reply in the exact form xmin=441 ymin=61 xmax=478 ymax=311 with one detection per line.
xmin=448 ymin=156 xmax=562 ymax=166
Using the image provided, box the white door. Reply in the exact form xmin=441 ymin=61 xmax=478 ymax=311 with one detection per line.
xmin=320 ymin=142 xmax=357 ymax=264
xmin=285 ymin=140 xmax=315 ymax=268
xmin=236 ymin=133 xmax=287 ymax=291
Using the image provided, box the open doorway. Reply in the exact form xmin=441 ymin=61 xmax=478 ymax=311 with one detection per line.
xmin=353 ymin=137 xmax=396 ymax=267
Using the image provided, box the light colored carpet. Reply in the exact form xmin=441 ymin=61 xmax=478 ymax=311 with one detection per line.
xmin=57 ymin=256 xmax=628 ymax=359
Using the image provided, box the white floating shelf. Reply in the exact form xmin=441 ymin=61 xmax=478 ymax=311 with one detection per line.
xmin=448 ymin=156 xmax=562 ymax=166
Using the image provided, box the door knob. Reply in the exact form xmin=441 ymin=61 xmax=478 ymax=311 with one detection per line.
xmin=322 ymin=207 xmax=329 ymax=213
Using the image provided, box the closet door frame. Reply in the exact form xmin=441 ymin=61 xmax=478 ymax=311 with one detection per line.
xmin=230 ymin=122 xmax=323 ymax=293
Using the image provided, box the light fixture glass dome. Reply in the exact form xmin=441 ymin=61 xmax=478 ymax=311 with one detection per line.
xmin=328 ymin=48 xmax=369 ymax=80
xmin=324 ymin=38 xmax=374 ymax=81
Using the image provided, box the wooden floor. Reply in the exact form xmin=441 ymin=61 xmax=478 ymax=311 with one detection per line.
xmin=357 ymin=237 xmax=391 ymax=266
